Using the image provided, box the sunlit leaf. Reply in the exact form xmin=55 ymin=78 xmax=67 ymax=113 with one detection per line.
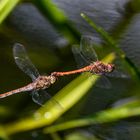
xmin=0 ymin=0 xmax=20 ymax=24
xmin=44 ymin=98 xmax=140 ymax=133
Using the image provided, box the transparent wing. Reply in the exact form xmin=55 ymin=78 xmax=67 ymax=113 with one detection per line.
xmin=32 ymin=90 xmax=62 ymax=108
xmin=95 ymin=75 xmax=112 ymax=89
xmin=84 ymin=73 xmax=111 ymax=89
xmin=72 ymin=45 xmax=90 ymax=68
xmin=13 ymin=43 xmax=40 ymax=80
xmin=105 ymin=69 xmax=130 ymax=78
xmin=80 ymin=35 xmax=98 ymax=62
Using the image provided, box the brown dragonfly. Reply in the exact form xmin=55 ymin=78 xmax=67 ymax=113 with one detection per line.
xmin=51 ymin=35 xmax=128 ymax=88
xmin=0 ymin=43 xmax=57 ymax=105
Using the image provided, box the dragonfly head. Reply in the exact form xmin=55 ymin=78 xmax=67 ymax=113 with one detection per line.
xmin=106 ymin=63 xmax=115 ymax=73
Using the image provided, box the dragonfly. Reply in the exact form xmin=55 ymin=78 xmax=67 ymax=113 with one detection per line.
xmin=51 ymin=36 xmax=116 ymax=88
xmin=0 ymin=43 xmax=57 ymax=105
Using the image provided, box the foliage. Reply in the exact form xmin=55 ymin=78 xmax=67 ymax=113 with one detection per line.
xmin=0 ymin=0 xmax=140 ymax=140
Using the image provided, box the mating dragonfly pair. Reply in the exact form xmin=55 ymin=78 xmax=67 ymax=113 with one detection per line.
xmin=0 ymin=36 xmax=124 ymax=106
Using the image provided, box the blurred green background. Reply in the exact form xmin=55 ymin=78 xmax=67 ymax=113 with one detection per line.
xmin=0 ymin=0 xmax=140 ymax=140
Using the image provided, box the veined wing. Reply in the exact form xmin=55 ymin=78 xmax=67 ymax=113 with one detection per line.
xmin=80 ymin=35 xmax=98 ymax=62
xmin=96 ymin=75 xmax=112 ymax=89
xmin=72 ymin=45 xmax=90 ymax=68
xmin=72 ymin=36 xmax=98 ymax=68
xmin=105 ymin=69 xmax=130 ymax=78
xmin=86 ymin=72 xmax=112 ymax=89
xmin=32 ymin=90 xmax=62 ymax=108
xmin=13 ymin=43 xmax=40 ymax=81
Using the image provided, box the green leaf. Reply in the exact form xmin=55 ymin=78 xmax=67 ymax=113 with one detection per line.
xmin=0 ymin=0 xmax=20 ymax=24
xmin=33 ymin=0 xmax=80 ymax=42
xmin=44 ymin=98 xmax=140 ymax=133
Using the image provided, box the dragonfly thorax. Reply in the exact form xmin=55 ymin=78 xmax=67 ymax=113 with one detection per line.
xmin=34 ymin=75 xmax=57 ymax=90
xmin=90 ymin=61 xmax=115 ymax=74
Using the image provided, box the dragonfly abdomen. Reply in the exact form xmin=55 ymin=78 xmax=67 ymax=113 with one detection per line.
xmin=0 ymin=83 xmax=34 ymax=98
